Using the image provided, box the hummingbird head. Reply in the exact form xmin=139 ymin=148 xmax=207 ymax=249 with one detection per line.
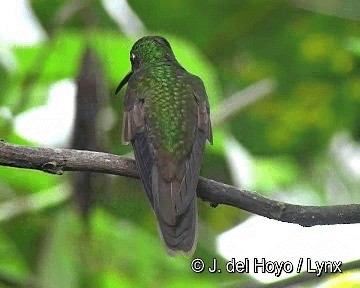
xmin=130 ymin=36 xmax=175 ymax=70
xmin=115 ymin=36 xmax=177 ymax=94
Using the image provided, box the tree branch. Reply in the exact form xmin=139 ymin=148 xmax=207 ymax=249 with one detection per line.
xmin=1 ymin=141 xmax=360 ymax=227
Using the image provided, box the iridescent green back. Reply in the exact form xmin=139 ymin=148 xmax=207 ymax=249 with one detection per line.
xmin=129 ymin=38 xmax=197 ymax=158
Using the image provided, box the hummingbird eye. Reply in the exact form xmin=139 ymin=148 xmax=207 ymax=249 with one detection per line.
xmin=130 ymin=53 xmax=140 ymax=70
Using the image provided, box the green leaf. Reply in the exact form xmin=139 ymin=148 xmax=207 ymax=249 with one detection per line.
xmin=0 ymin=166 xmax=59 ymax=193
xmin=347 ymin=37 xmax=360 ymax=56
xmin=254 ymin=156 xmax=300 ymax=192
xmin=12 ymin=45 xmax=43 ymax=79
xmin=0 ymin=231 xmax=31 ymax=285
xmin=41 ymin=32 xmax=84 ymax=82
xmin=13 ymin=32 xmax=83 ymax=83
xmin=100 ymin=270 xmax=133 ymax=288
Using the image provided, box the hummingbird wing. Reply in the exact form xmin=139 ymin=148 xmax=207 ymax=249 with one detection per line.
xmin=123 ymin=86 xmax=154 ymax=205
xmin=192 ymin=76 xmax=213 ymax=145
xmin=151 ymin=75 xmax=212 ymax=255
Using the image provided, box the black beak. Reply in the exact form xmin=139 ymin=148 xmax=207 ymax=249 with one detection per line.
xmin=115 ymin=71 xmax=133 ymax=95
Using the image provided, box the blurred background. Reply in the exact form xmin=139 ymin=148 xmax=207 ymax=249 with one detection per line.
xmin=1 ymin=0 xmax=360 ymax=287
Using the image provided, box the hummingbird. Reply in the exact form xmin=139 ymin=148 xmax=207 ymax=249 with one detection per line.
xmin=115 ymin=36 xmax=212 ymax=255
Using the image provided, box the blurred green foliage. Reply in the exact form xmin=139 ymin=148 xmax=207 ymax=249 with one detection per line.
xmin=0 ymin=0 xmax=360 ymax=287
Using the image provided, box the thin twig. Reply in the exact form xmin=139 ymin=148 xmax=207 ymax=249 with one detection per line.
xmin=1 ymin=141 xmax=360 ymax=227
xmin=212 ymin=78 xmax=276 ymax=126
xmin=0 ymin=270 xmax=35 ymax=288
xmin=0 ymin=184 xmax=71 ymax=222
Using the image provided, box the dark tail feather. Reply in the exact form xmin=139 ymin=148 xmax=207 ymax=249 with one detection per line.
xmin=152 ymin=166 xmax=198 ymax=255
xmin=162 ymin=197 xmax=198 ymax=256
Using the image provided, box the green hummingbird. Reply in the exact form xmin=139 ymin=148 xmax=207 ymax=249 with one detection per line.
xmin=116 ymin=36 xmax=212 ymax=255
